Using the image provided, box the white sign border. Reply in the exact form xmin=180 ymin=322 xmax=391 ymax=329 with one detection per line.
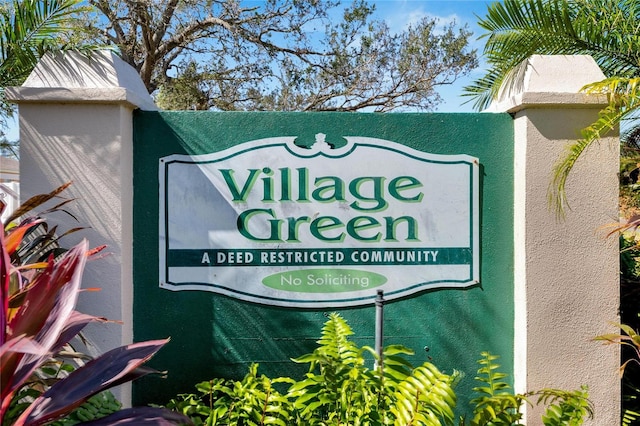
xmin=159 ymin=136 xmax=480 ymax=307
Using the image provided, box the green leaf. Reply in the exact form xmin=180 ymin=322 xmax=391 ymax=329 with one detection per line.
xmin=383 ymin=344 xmax=415 ymax=356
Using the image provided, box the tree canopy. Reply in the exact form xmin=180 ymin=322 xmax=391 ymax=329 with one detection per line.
xmin=464 ymin=0 xmax=640 ymax=213
xmin=85 ymin=0 xmax=478 ymax=112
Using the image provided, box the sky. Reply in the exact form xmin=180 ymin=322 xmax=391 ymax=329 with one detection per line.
xmin=4 ymin=0 xmax=494 ymax=141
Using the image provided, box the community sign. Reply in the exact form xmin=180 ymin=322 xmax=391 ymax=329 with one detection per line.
xmin=159 ymin=134 xmax=480 ymax=307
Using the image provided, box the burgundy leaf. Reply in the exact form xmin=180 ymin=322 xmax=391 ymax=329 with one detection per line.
xmin=17 ymin=339 xmax=169 ymax=426
xmin=79 ymin=406 xmax=192 ymax=425
xmin=51 ymin=311 xmax=110 ymax=354
xmin=0 ymin=334 xmax=46 ymax=357
xmin=105 ymin=365 xmax=168 ymax=389
xmin=2 ymin=241 xmax=88 ymax=413
xmin=1 ymin=229 xmax=18 ymax=414
xmin=1 ymin=228 xmax=10 ymax=347
xmin=9 ymin=241 xmax=87 ymax=341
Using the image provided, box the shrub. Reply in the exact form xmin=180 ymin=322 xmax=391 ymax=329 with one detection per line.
xmin=167 ymin=314 xmax=592 ymax=425
xmin=167 ymin=312 xmax=458 ymax=425
xmin=1 ymin=184 xmax=191 ymax=425
xmin=462 ymin=352 xmax=592 ymax=426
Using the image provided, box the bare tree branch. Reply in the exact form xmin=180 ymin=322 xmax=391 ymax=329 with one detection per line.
xmin=85 ymin=0 xmax=477 ymax=112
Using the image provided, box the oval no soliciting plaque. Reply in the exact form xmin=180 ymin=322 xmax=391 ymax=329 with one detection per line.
xmin=159 ymin=134 xmax=480 ymax=308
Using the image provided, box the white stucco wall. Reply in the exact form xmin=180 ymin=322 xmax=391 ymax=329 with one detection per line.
xmin=17 ymin=103 xmax=133 ymax=350
xmin=6 ymin=51 xmax=155 ymax=403
xmin=491 ymin=55 xmax=620 ymax=425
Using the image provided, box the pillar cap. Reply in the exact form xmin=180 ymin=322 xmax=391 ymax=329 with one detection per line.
xmin=485 ymin=55 xmax=608 ymax=113
xmin=6 ymin=50 xmax=157 ymax=111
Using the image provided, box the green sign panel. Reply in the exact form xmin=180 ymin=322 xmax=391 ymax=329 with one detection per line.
xmin=133 ymin=111 xmax=514 ymax=410
xmin=159 ymin=135 xmax=479 ymax=307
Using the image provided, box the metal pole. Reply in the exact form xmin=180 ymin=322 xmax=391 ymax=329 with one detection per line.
xmin=374 ymin=289 xmax=384 ymax=372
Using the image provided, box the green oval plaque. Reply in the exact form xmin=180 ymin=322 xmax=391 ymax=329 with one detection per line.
xmin=262 ymin=269 xmax=387 ymax=293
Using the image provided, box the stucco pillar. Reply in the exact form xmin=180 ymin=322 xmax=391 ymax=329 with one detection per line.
xmin=6 ymin=50 xmax=157 ymax=403
xmin=488 ymin=55 xmax=620 ymax=424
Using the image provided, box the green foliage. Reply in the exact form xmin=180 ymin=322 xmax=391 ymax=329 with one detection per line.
xmin=465 ymin=352 xmax=524 ymax=425
xmin=619 ymin=337 xmax=640 ymax=426
xmin=621 ymin=235 xmax=640 ymax=282
xmin=620 ymin=152 xmax=640 ymax=214
xmin=155 ymin=62 xmax=211 ymax=111
xmin=536 ymin=387 xmax=592 ymax=426
xmin=0 ymin=0 xmax=88 ymax=87
xmin=166 ymin=364 xmax=293 ymax=426
xmin=290 ymin=313 xmax=458 ymax=425
xmin=168 ymin=314 xmax=592 ymax=426
xmin=551 ymin=77 xmax=640 ymax=215
xmin=622 ymin=381 xmax=640 ymax=426
xmin=0 ymin=0 xmax=105 ymax=158
xmin=616 ymin=147 xmax=640 ymax=424
xmin=461 ymin=352 xmax=592 ymax=426
xmin=288 ymin=312 xmax=376 ymax=424
xmin=0 ymin=137 xmax=17 ymax=158
xmin=168 ymin=313 xmax=459 ymax=425
xmin=465 ymin=0 xmax=640 ymax=111
xmin=48 ymin=392 xmax=121 ymax=425
xmin=596 ymin=323 xmax=640 ymax=378
xmin=0 ymin=0 xmax=103 ymax=154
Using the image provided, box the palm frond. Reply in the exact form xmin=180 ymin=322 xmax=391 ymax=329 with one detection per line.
xmin=462 ymin=57 xmax=530 ymax=111
xmin=0 ymin=0 xmax=91 ymax=88
xmin=466 ymin=0 xmax=640 ymax=109
xmin=550 ymin=77 xmax=639 ymax=215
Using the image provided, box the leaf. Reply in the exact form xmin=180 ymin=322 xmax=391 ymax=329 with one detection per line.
xmin=50 ymin=311 xmax=110 ymax=353
xmin=87 ymin=244 xmax=108 ymax=259
xmin=77 ymin=406 xmax=192 ymax=425
xmin=17 ymin=338 xmax=170 ymax=425
xmin=382 ymin=344 xmax=415 ymax=356
xmin=4 ymin=218 xmax=43 ymax=255
xmin=1 ymin=241 xmax=88 ymax=414
xmin=384 ymin=365 xmax=411 ymax=381
xmin=291 ymin=353 xmax=320 ymax=364
xmin=462 ymin=0 xmax=640 ymax=214
xmin=1 ymin=227 xmax=10 ymax=347
xmin=3 ymin=182 xmax=72 ymax=225
xmin=0 ymin=334 xmax=46 ymax=357
xmin=8 ymin=241 xmax=86 ymax=340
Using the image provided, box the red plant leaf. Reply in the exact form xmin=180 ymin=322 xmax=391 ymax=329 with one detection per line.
xmin=0 ymin=334 xmax=46 ymax=357
xmin=1 ymin=228 xmax=10 ymax=347
xmin=4 ymin=218 xmax=43 ymax=255
xmin=3 ymin=182 xmax=72 ymax=225
xmin=17 ymin=339 xmax=170 ymax=426
xmin=78 ymin=407 xmax=192 ymax=425
xmin=87 ymin=244 xmax=108 ymax=258
xmin=1 ymin=241 xmax=88 ymax=415
xmin=8 ymin=241 xmax=87 ymax=341
xmin=51 ymin=311 xmax=110 ymax=354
